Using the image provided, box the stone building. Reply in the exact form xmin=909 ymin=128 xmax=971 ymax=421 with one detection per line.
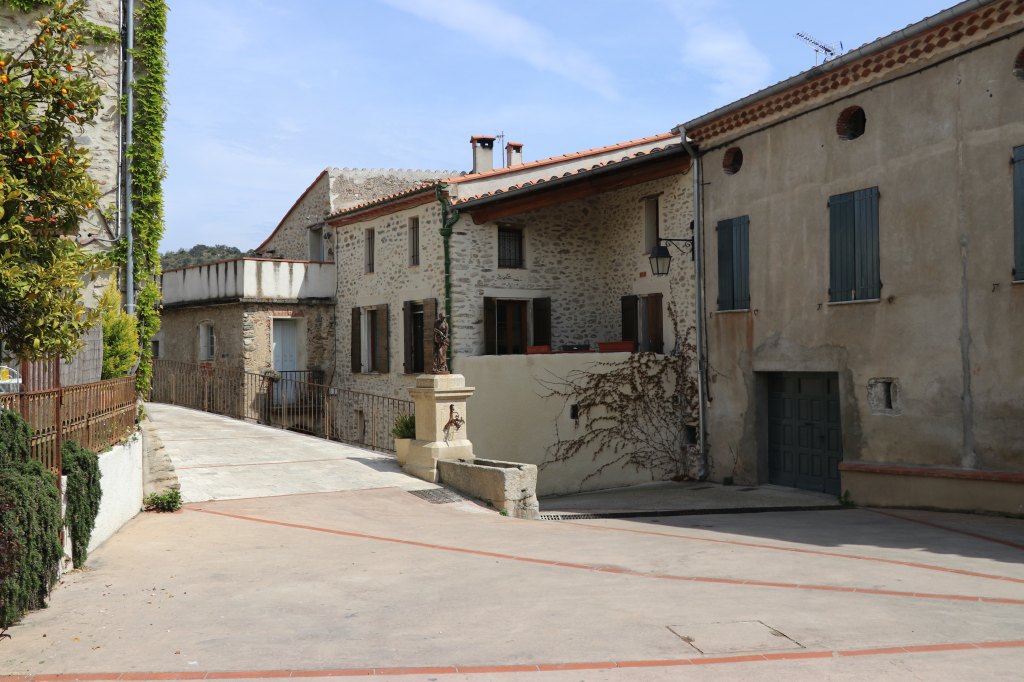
xmin=326 ymin=134 xmax=697 ymax=494
xmin=0 ymin=0 xmax=129 ymax=385
xmin=157 ymin=167 xmax=453 ymax=385
xmin=679 ymin=0 xmax=1024 ymax=513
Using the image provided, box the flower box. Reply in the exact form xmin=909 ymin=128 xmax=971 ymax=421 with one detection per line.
xmin=598 ymin=341 xmax=637 ymax=353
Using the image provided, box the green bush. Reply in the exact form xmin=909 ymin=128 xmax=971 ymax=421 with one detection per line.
xmin=0 ymin=411 xmax=62 ymax=629
xmin=144 ymin=488 xmax=181 ymax=512
xmin=391 ymin=413 xmax=416 ymax=439
xmin=99 ymin=283 xmax=139 ymax=380
xmin=61 ymin=441 xmax=102 ymax=568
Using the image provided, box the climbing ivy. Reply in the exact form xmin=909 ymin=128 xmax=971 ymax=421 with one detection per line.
xmin=1 ymin=1 xmax=54 ymax=12
xmin=0 ymin=411 xmax=63 ymax=629
xmin=61 ymin=440 xmax=101 ymax=568
xmin=125 ymin=0 xmax=167 ymax=393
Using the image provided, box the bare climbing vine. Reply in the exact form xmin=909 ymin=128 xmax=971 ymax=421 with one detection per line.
xmin=539 ymin=304 xmax=700 ymax=485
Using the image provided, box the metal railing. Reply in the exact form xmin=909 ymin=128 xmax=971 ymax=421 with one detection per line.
xmin=149 ymin=360 xmax=412 ymax=452
xmin=0 ymin=376 xmax=138 ymax=474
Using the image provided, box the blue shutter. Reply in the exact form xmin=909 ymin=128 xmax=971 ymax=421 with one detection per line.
xmin=717 ymin=218 xmax=735 ymax=310
xmin=1014 ymin=146 xmax=1024 ymax=281
xmin=829 ymin=193 xmax=856 ymax=302
xmin=854 ymin=187 xmax=880 ymax=299
xmin=733 ymin=216 xmax=750 ymax=309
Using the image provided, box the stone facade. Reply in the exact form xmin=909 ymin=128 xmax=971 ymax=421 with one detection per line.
xmin=256 ymin=168 xmax=455 ymax=262
xmin=1 ymin=1 xmax=125 ymax=384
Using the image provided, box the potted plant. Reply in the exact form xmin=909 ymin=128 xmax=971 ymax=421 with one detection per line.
xmin=391 ymin=413 xmax=416 ymax=466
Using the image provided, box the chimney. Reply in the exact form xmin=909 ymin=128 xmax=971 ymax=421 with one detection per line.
xmin=505 ymin=141 xmax=523 ymax=167
xmin=470 ymin=135 xmax=496 ymax=174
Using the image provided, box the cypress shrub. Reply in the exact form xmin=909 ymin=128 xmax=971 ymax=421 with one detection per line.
xmin=61 ymin=441 xmax=102 ymax=568
xmin=0 ymin=410 xmax=62 ymax=628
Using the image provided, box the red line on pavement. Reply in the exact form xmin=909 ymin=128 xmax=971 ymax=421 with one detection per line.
xmin=187 ymin=508 xmax=1024 ymax=606
xmin=563 ymin=520 xmax=1024 ymax=584
xmin=5 ymin=639 xmax=1024 ymax=679
xmin=869 ymin=510 xmax=1024 ymax=551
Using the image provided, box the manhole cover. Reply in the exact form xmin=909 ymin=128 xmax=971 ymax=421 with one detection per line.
xmin=408 ymin=488 xmax=466 ymax=504
xmin=668 ymin=620 xmax=803 ymax=655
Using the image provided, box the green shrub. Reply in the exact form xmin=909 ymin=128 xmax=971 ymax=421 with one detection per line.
xmin=99 ymin=283 xmax=139 ymax=380
xmin=0 ymin=411 xmax=62 ymax=628
xmin=391 ymin=413 xmax=416 ymax=439
xmin=61 ymin=441 xmax=102 ymax=568
xmin=144 ymin=488 xmax=181 ymax=512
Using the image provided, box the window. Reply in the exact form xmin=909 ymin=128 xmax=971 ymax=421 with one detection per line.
xmin=351 ymin=305 xmax=389 ymax=373
xmin=643 ymin=196 xmax=660 ymax=252
xmin=1014 ymin=47 xmax=1024 ymax=80
xmin=403 ymin=298 xmax=437 ymax=373
xmin=836 ymin=106 xmax=866 ymax=140
xmin=621 ymin=293 xmax=663 ymax=353
xmin=151 ymin=339 xmax=160 ymax=359
xmin=198 ymin=322 xmax=215 ymax=361
xmin=717 ymin=216 xmax=750 ymax=311
xmin=1014 ymin=145 xmax=1024 ymax=281
xmin=483 ymin=297 xmax=550 ymax=355
xmin=829 ymin=187 xmax=880 ymax=302
xmin=365 ymin=229 xmax=375 ymax=273
xmin=408 ymin=217 xmax=420 ymax=267
xmin=498 ymin=226 xmax=524 ymax=269
xmin=722 ymin=147 xmax=743 ymax=175
xmin=309 ymin=226 xmax=324 ymax=261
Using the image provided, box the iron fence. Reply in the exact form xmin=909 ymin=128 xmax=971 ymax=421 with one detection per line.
xmin=150 ymin=359 xmax=412 ymax=452
xmin=0 ymin=376 xmax=138 ymax=474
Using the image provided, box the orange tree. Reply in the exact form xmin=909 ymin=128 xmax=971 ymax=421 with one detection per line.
xmin=0 ymin=1 xmax=114 ymax=360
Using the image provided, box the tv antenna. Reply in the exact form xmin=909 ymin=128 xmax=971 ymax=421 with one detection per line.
xmin=795 ymin=32 xmax=843 ymax=65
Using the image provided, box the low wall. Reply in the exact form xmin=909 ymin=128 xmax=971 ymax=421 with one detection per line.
xmin=89 ymin=431 xmax=144 ymax=552
xmin=459 ymin=353 xmax=686 ymax=497
xmin=437 ymin=458 xmax=539 ymax=519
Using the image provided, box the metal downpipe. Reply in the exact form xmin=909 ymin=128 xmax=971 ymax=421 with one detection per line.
xmin=678 ymin=131 xmax=709 ymax=480
xmin=436 ymin=185 xmax=459 ymax=370
xmin=123 ymin=0 xmax=135 ymax=315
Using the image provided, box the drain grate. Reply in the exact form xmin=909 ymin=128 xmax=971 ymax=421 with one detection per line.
xmin=408 ymin=488 xmax=466 ymax=504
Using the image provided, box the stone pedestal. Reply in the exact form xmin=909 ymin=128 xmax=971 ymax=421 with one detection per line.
xmin=404 ymin=374 xmax=475 ymax=483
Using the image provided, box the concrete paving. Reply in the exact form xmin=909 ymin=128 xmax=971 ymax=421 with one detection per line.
xmin=1 ymin=486 xmax=1022 ymax=680
xmin=540 ymin=480 xmax=841 ymax=517
xmin=145 ymin=403 xmax=438 ymax=502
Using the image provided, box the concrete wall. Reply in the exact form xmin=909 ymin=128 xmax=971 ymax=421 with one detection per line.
xmin=161 ymin=259 xmax=336 ymax=305
xmin=460 ymin=353 xmax=688 ymax=496
xmin=89 ymin=432 xmax=144 ymax=553
xmin=699 ymin=22 xmax=1024 ymax=492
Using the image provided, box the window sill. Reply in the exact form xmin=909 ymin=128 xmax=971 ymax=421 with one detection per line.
xmin=714 ymin=308 xmax=751 ymax=315
xmin=827 ymin=298 xmax=880 ymax=306
xmin=497 ymin=266 xmax=526 ymax=271
xmin=1012 ymin=279 xmax=1024 ymax=285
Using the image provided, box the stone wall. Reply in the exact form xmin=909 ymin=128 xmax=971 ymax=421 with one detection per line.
xmin=257 ymin=168 xmax=456 ymax=261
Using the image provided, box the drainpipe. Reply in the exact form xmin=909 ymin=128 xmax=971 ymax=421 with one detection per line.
xmin=436 ymin=185 xmax=459 ymax=370
xmin=677 ymin=129 xmax=709 ymax=480
xmin=123 ymin=0 xmax=135 ymax=315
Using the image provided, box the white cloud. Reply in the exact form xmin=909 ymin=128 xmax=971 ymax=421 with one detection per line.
xmin=378 ymin=0 xmax=618 ymax=99
xmin=662 ymin=0 xmax=773 ymax=102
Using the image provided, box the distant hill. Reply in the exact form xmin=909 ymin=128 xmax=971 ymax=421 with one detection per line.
xmin=161 ymin=244 xmax=255 ymax=270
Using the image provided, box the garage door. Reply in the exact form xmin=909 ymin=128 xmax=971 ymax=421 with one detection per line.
xmin=766 ymin=373 xmax=843 ymax=495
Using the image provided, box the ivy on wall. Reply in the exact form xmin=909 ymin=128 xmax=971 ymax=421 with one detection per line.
xmin=125 ymin=0 xmax=167 ymax=393
xmin=61 ymin=440 xmax=102 ymax=568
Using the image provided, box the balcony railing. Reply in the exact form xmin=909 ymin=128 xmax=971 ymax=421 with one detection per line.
xmin=160 ymin=258 xmax=336 ymax=306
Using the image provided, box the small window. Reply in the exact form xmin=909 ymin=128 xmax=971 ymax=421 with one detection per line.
xmin=722 ymin=147 xmax=743 ymax=175
xmin=365 ymin=229 xmax=375 ymax=273
xmin=1014 ymin=47 xmax=1024 ymax=80
xmin=643 ymin=196 xmax=661 ymax=252
xmin=198 ymin=322 xmax=215 ymax=361
xmin=408 ymin=217 xmax=420 ymax=267
xmin=829 ymin=187 xmax=880 ymax=302
xmin=403 ymin=298 xmax=437 ymax=373
xmin=836 ymin=105 xmax=866 ymax=140
xmin=717 ymin=216 xmax=750 ymax=311
xmin=309 ymin=226 xmax=324 ymax=261
xmin=867 ymin=378 xmax=901 ymax=415
xmin=1014 ymin=145 xmax=1024 ymax=281
xmin=482 ymin=297 xmax=551 ymax=355
xmin=498 ymin=226 xmax=524 ymax=269
xmin=151 ymin=339 xmax=160 ymax=359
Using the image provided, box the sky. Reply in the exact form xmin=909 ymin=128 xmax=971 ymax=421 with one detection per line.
xmin=162 ymin=0 xmax=955 ymax=252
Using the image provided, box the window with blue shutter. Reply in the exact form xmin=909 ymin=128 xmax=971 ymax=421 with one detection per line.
xmin=829 ymin=187 xmax=880 ymax=302
xmin=1014 ymin=146 xmax=1024 ymax=281
xmin=717 ymin=216 xmax=750 ymax=310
